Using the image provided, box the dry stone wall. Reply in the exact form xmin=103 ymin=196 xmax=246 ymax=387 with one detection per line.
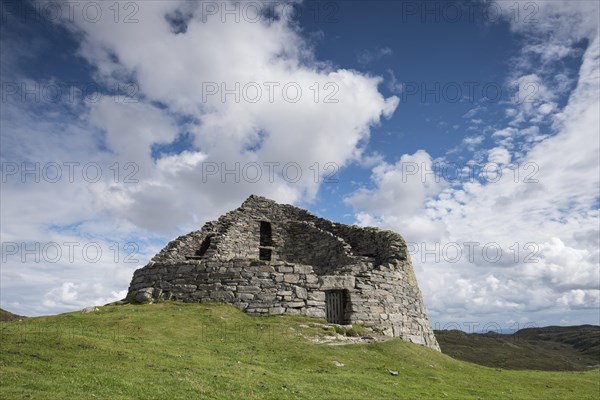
xmin=127 ymin=195 xmax=440 ymax=351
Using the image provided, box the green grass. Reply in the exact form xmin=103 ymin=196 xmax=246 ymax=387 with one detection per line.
xmin=1 ymin=303 xmax=598 ymax=399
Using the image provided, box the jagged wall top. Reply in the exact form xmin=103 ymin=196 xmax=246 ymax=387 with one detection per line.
xmin=150 ymin=195 xmax=412 ymax=274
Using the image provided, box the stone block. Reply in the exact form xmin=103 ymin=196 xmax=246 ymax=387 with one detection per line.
xmin=177 ymin=265 xmax=196 ymax=274
xmin=213 ymin=291 xmax=235 ymax=301
xmin=237 ymin=286 xmax=261 ymax=293
xmin=134 ymin=288 xmax=153 ymax=303
xmin=294 ymin=286 xmax=308 ymax=299
xmin=175 ymin=284 xmax=197 ymax=293
xmin=196 ymin=283 xmax=219 ymax=291
xmin=256 ymin=293 xmax=276 ymax=301
xmin=307 ymin=291 xmax=325 ymax=301
xmin=304 ymin=308 xmax=325 ymax=318
xmin=319 ymin=275 xmax=355 ymax=290
xmin=247 ymin=308 xmax=269 ymax=314
xmin=283 ymin=274 xmax=299 ymax=284
xmin=294 ymin=265 xmax=312 ymax=274
xmin=236 ymin=292 xmax=255 ymax=300
xmin=352 ymin=312 xmax=369 ymax=320
xmin=388 ymin=313 xmax=402 ymax=323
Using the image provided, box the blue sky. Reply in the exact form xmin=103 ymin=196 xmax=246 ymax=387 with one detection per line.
xmin=1 ymin=1 xmax=599 ymax=331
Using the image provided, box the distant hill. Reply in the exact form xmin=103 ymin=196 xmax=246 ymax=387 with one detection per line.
xmin=513 ymin=325 xmax=600 ymax=360
xmin=435 ymin=325 xmax=600 ymax=371
xmin=0 ymin=308 xmax=25 ymax=322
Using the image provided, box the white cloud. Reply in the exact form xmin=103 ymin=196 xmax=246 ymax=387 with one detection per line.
xmin=523 ymin=43 xmax=579 ymax=63
xmin=87 ymin=99 xmax=179 ymax=175
xmin=509 ymin=73 xmax=558 ymax=125
xmin=386 ymin=69 xmax=404 ymax=94
xmin=461 ymin=135 xmax=485 ymax=151
xmin=463 ymin=106 xmax=487 ymax=119
xmin=55 ymin=1 xmax=399 ymax=209
xmin=1 ymin=0 xmax=399 ymax=315
xmin=345 ymin=150 xmax=449 ymax=243
xmin=503 ymin=1 xmax=599 ymax=45
xmin=346 ymin=2 xmax=600 ymax=326
xmin=557 ymin=290 xmax=600 ymax=309
xmin=357 ymin=46 xmax=392 ymax=65
xmin=43 ymin=282 xmax=127 ymax=310
xmin=487 ymin=147 xmax=511 ymax=165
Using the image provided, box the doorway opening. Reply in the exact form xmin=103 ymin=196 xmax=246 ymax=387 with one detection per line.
xmin=325 ymin=290 xmax=348 ymax=324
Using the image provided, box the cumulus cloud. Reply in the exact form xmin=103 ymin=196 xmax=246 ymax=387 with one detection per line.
xmin=1 ymin=0 xmax=398 ymax=315
xmin=345 ymin=150 xmax=449 ymax=243
xmin=43 ymin=282 xmax=127 ymax=310
xmin=487 ymin=147 xmax=511 ymax=165
xmin=462 ymin=135 xmax=485 ymax=150
xmin=557 ymin=290 xmax=600 ymax=309
xmin=51 ymin=0 xmax=399 ymax=225
xmin=346 ymin=1 xmax=600 ymax=327
xmin=508 ymin=73 xmax=558 ymax=125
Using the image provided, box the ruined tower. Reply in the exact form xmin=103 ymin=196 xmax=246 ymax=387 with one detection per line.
xmin=127 ymin=195 xmax=439 ymax=350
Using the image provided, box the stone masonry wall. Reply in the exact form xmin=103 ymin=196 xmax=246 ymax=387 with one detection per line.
xmin=280 ymin=221 xmax=354 ymax=274
xmin=129 ymin=259 xmax=324 ymax=317
xmin=128 ymin=257 xmax=438 ymax=350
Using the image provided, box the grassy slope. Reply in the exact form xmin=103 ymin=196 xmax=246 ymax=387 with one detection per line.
xmin=435 ymin=328 xmax=600 ymax=371
xmin=1 ymin=303 xmax=598 ymax=400
xmin=515 ymin=326 xmax=600 ymax=360
xmin=0 ymin=308 xmax=25 ymax=322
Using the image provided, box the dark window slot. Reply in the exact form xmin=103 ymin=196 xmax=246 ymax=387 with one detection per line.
xmin=260 ymin=221 xmax=272 ymax=246
xmin=259 ymin=248 xmax=272 ymax=261
xmin=196 ymin=235 xmax=213 ymax=257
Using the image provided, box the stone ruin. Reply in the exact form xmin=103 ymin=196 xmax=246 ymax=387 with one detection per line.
xmin=126 ymin=195 xmax=440 ymax=350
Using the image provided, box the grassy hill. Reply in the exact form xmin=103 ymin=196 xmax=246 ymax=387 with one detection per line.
xmin=515 ymin=325 xmax=600 ymax=361
xmin=0 ymin=308 xmax=25 ymax=322
xmin=1 ymin=303 xmax=598 ymax=399
xmin=435 ymin=326 xmax=600 ymax=371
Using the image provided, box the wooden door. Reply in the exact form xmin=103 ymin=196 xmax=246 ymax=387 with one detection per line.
xmin=326 ymin=290 xmax=346 ymax=324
